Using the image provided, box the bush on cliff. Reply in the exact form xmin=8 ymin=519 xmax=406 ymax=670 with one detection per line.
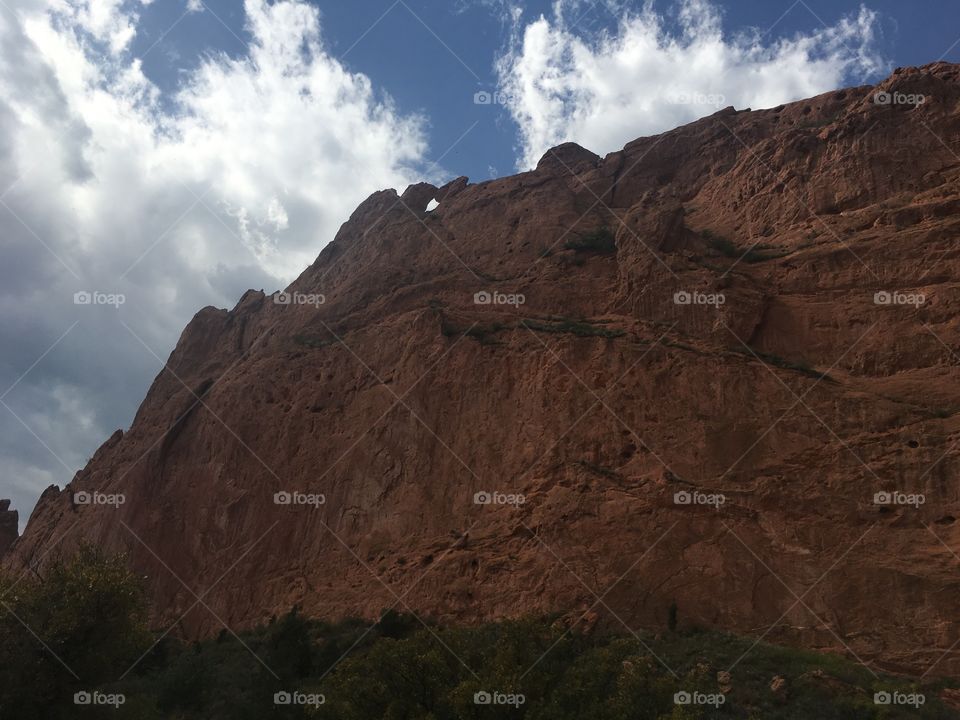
xmin=0 ymin=545 xmax=151 ymax=719
xmin=1 ymin=548 xmax=957 ymax=719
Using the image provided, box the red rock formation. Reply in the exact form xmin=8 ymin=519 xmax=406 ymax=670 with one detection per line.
xmin=9 ymin=62 xmax=960 ymax=678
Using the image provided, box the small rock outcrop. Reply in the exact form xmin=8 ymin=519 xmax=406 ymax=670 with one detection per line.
xmin=0 ymin=500 xmax=18 ymax=558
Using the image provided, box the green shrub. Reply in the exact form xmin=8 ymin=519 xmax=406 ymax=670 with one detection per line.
xmin=705 ymin=232 xmax=786 ymax=263
xmin=293 ymin=334 xmax=335 ymax=348
xmin=564 ymin=228 xmax=617 ymax=253
xmin=0 ymin=545 xmax=151 ymax=719
xmin=5 ymin=553 xmax=957 ymax=719
xmin=731 ymin=347 xmax=832 ymax=382
xmin=523 ymin=318 xmax=625 ymax=339
xmin=575 ymin=460 xmax=621 ymax=480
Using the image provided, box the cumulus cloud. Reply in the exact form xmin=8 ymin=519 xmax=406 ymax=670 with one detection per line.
xmin=496 ymin=0 xmax=885 ymax=169
xmin=0 ymin=0 xmax=428 ymax=528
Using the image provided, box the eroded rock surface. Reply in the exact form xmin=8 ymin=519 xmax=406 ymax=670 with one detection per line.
xmin=9 ymin=62 xmax=960 ymax=678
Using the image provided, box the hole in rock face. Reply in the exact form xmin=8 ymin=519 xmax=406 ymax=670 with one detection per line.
xmin=907 ymin=440 xmax=919 ymax=449
xmin=936 ymin=516 xmax=956 ymax=525
xmin=425 ymin=198 xmax=439 ymax=212
xmin=878 ymin=506 xmax=893 ymax=515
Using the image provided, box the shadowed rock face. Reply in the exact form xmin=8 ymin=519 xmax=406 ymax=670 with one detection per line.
xmin=8 ymin=62 xmax=960 ymax=678
xmin=0 ymin=500 xmax=18 ymax=559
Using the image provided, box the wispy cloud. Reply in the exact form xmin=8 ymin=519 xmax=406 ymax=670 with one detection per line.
xmin=496 ymin=0 xmax=885 ymax=169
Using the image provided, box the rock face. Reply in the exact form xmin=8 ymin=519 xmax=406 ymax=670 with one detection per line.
xmin=0 ymin=500 xmax=18 ymax=558
xmin=9 ymin=62 xmax=960 ymax=678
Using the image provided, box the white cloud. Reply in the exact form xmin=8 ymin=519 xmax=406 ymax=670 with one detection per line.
xmin=496 ymin=0 xmax=885 ymax=169
xmin=51 ymin=0 xmax=145 ymax=54
xmin=0 ymin=0 xmax=429 ymax=527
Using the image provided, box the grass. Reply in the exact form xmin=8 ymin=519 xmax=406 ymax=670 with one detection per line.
xmin=564 ymin=227 xmax=617 ymax=253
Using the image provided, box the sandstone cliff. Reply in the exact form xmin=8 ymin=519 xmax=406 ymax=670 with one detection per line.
xmin=9 ymin=62 xmax=960 ymax=678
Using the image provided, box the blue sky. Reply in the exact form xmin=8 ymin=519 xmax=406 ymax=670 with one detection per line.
xmin=0 ymin=0 xmax=958 ymax=528
xmin=128 ymin=0 xmax=960 ymax=183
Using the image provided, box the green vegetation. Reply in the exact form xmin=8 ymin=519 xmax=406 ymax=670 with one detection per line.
xmin=3 ymin=550 xmax=957 ymax=719
xmin=466 ymin=322 xmax=508 ymax=346
xmin=523 ymin=318 xmax=626 ymax=339
xmin=662 ymin=340 xmax=701 ymax=354
xmin=730 ymin=347 xmax=833 ymax=382
xmin=0 ymin=546 xmax=152 ymax=719
xmin=704 ymin=231 xmax=739 ymax=257
xmin=564 ymin=227 xmax=617 ymax=253
xmin=441 ymin=320 xmax=508 ymax=345
xmin=704 ymin=232 xmax=787 ymax=263
xmin=293 ymin=334 xmax=336 ymax=349
xmin=575 ymin=460 xmax=621 ymax=480
xmin=441 ymin=316 xmax=626 ymax=343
